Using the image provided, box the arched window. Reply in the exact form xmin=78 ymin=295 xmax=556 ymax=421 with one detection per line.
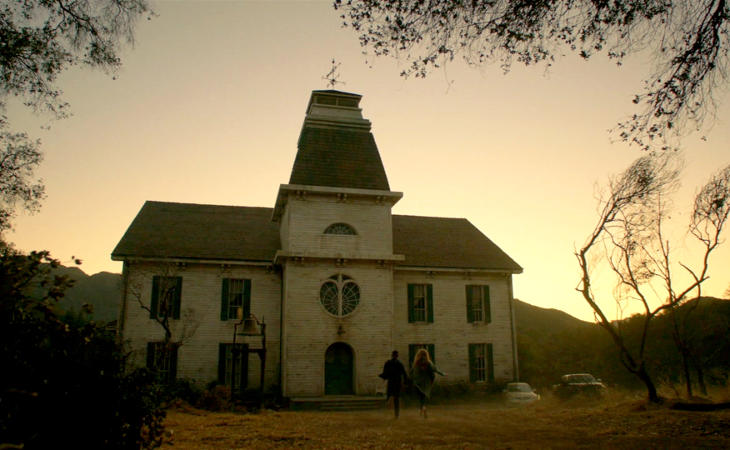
xmin=320 ymin=274 xmax=360 ymax=316
xmin=324 ymin=223 xmax=357 ymax=235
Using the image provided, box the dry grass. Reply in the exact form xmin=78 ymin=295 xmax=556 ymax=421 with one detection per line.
xmin=161 ymin=392 xmax=730 ymax=449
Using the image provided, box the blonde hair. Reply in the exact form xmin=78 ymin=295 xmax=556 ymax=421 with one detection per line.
xmin=412 ymin=348 xmax=432 ymax=368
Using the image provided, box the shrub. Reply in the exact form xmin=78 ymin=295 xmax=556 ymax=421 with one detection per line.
xmin=0 ymin=249 xmax=166 ymax=449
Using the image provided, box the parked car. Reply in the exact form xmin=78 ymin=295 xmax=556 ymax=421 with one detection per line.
xmin=503 ymin=382 xmax=540 ymax=404
xmin=552 ymin=373 xmax=606 ymax=399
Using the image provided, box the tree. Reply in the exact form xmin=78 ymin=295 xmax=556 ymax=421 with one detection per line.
xmin=1 ymin=0 xmax=151 ymax=119
xmin=0 ymin=130 xmax=43 ymax=231
xmin=128 ymin=263 xmax=200 ymax=383
xmin=334 ymin=0 xmax=730 ymax=151
xmin=0 ymin=247 xmax=166 ymax=448
xmin=576 ymin=154 xmax=730 ymax=402
xmin=0 ymin=0 xmax=151 ymax=234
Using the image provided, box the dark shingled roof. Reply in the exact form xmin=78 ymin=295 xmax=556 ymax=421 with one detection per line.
xmin=392 ymin=215 xmax=522 ymax=271
xmin=289 ymin=127 xmax=390 ymax=191
xmin=112 ymin=201 xmax=280 ymax=262
xmin=112 ymin=202 xmax=521 ymax=272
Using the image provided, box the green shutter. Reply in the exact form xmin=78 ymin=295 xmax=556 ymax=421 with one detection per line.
xmin=150 ymin=276 xmax=160 ymax=319
xmin=407 ymin=284 xmax=415 ymax=323
xmin=428 ymin=344 xmax=435 ymax=364
xmin=172 ymin=277 xmax=182 ymax=319
xmin=169 ymin=344 xmax=178 ymax=382
xmin=468 ymin=344 xmax=476 ymax=382
xmin=408 ymin=344 xmax=417 ymax=367
xmin=146 ymin=342 xmax=155 ymax=369
xmin=487 ymin=343 xmax=494 ymax=383
xmin=218 ymin=343 xmax=226 ymax=384
xmin=243 ymin=279 xmax=252 ymax=318
xmin=484 ymin=286 xmax=491 ymax=323
xmin=426 ymin=284 xmax=434 ymax=323
xmin=466 ymin=285 xmax=474 ymax=323
xmin=221 ymin=279 xmax=230 ymax=321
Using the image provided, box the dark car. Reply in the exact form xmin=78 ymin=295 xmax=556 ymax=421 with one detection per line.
xmin=552 ymin=373 xmax=606 ymax=398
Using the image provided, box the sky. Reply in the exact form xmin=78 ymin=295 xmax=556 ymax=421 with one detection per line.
xmin=7 ymin=0 xmax=730 ymax=322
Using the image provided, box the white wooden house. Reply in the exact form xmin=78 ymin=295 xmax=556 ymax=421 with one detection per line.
xmin=112 ymin=90 xmax=522 ymax=398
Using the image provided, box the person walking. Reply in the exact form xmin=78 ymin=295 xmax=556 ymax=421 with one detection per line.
xmin=409 ymin=348 xmax=445 ymax=419
xmin=379 ymin=350 xmax=409 ymax=418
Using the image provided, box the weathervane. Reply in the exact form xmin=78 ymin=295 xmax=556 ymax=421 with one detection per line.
xmin=322 ymin=59 xmax=345 ymax=89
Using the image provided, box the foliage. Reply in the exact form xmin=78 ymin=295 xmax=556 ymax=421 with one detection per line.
xmin=0 ymin=247 xmax=166 ymax=449
xmin=0 ymin=0 xmax=151 ymax=118
xmin=0 ymin=0 xmax=150 ymax=235
xmin=0 ymin=128 xmax=43 ymax=231
xmin=335 ymin=0 xmax=730 ymax=151
xmin=197 ymin=384 xmax=235 ymax=411
xmin=575 ymin=154 xmax=730 ymax=402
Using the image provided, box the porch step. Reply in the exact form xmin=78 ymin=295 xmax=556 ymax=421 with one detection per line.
xmin=290 ymin=395 xmax=386 ymax=411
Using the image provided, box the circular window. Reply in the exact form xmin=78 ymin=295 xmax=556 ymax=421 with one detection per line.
xmin=320 ymin=274 xmax=360 ymax=317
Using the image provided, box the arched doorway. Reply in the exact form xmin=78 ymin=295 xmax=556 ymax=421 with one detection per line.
xmin=324 ymin=342 xmax=354 ymax=395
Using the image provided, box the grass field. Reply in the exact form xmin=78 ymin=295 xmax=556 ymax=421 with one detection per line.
xmin=161 ymin=393 xmax=730 ymax=449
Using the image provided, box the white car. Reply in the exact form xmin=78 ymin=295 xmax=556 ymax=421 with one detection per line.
xmin=504 ymin=382 xmax=540 ymax=404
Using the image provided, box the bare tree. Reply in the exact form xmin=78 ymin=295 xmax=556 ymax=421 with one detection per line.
xmin=128 ymin=263 xmax=199 ymax=380
xmin=670 ymin=164 xmax=730 ymax=396
xmin=576 ymin=154 xmax=729 ymax=402
xmin=335 ymin=0 xmax=730 ymax=151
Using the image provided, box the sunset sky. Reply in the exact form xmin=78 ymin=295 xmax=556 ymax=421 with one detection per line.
xmin=8 ymin=1 xmax=729 ymax=322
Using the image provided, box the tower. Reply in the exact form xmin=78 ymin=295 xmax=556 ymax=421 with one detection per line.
xmin=273 ymin=90 xmax=403 ymax=396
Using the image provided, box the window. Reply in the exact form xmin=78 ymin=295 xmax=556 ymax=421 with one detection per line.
xmin=324 ymin=223 xmax=357 ymax=235
xmin=220 ymin=279 xmax=251 ymax=320
xmin=150 ymin=276 xmax=182 ymax=319
xmin=320 ymin=274 xmax=360 ymax=317
xmin=407 ymin=284 xmax=433 ymax=323
xmin=468 ymin=343 xmax=494 ymax=383
xmin=466 ymin=285 xmax=491 ymax=323
xmin=218 ymin=343 xmax=248 ymax=391
xmin=146 ymin=342 xmax=178 ymax=383
xmin=408 ymin=343 xmax=435 ymax=367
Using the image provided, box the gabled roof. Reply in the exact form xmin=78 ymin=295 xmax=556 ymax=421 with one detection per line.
xmin=112 ymin=201 xmax=521 ymax=272
xmin=289 ymin=127 xmax=390 ymax=190
xmin=111 ymin=201 xmax=280 ymax=263
xmin=392 ymin=215 xmax=522 ymax=272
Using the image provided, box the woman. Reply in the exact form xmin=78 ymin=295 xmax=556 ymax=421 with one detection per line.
xmin=409 ymin=348 xmax=445 ymax=418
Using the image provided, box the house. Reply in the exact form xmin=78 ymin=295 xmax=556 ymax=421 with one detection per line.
xmin=112 ymin=90 xmax=522 ymax=398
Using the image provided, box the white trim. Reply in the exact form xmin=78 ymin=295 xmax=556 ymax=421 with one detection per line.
xmin=112 ymin=256 xmax=272 ymax=267
xmin=395 ymin=266 xmax=521 ymax=274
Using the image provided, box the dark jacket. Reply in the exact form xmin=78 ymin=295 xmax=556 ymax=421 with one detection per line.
xmin=379 ymin=358 xmax=408 ymax=397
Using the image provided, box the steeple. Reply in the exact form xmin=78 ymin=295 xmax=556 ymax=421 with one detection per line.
xmin=288 ymin=90 xmax=390 ymax=191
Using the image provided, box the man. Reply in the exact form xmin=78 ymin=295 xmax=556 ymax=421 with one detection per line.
xmin=379 ymin=350 xmax=409 ymax=418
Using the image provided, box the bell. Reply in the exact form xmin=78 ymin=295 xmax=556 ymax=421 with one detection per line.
xmin=240 ymin=317 xmax=260 ymax=335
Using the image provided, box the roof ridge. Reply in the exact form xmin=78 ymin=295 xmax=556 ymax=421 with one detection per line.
xmin=144 ymin=200 xmax=274 ymax=211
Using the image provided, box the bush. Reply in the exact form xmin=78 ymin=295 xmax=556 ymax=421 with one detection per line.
xmin=164 ymin=378 xmax=204 ymax=406
xmin=0 ymin=249 xmax=166 ymax=449
xmin=197 ymin=385 xmax=234 ymax=411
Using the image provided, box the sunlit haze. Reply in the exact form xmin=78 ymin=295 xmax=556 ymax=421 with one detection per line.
xmin=7 ymin=0 xmax=730 ymax=322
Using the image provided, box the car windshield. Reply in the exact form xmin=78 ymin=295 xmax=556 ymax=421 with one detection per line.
xmin=563 ymin=374 xmax=596 ymax=383
xmin=507 ymin=383 xmax=532 ymax=392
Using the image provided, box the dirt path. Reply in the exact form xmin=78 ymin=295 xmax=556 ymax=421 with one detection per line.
xmin=162 ymin=401 xmax=730 ymax=449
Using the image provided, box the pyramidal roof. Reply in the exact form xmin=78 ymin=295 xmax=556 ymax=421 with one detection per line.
xmin=288 ymin=90 xmax=390 ymax=191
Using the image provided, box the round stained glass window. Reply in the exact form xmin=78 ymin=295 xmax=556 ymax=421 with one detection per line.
xmin=320 ymin=274 xmax=360 ymax=316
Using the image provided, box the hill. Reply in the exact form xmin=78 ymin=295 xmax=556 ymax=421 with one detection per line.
xmin=52 ymin=266 xmax=121 ymax=322
xmin=514 ymin=297 xmax=730 ymax=390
